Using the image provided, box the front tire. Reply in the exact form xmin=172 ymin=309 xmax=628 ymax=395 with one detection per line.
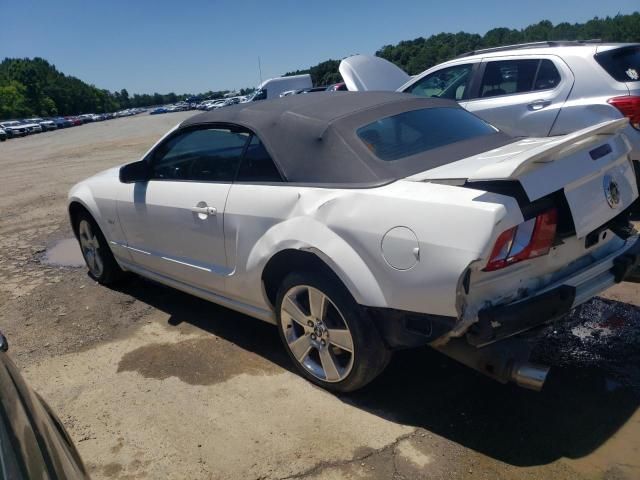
xmin=276 ymin=271 xmax=391 ymax=392
xmin=74 ymin=212 xmax=124 ymax=285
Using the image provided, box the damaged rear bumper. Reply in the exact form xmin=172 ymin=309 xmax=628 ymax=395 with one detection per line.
xmin=468 ymin=235 xmax=640 ymax=347
xmin=435 ymin=235 xmax=640 ymax=391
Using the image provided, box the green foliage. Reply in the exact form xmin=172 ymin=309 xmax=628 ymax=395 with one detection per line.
xmin=284 ymin=59 xmax=342 ymax=86
xmin=1 ymin=13 xmax=639 ymax=119
xmin=0 ymin=81 xmax=31 ymax=118
xmin=0 ymin=58 xmax=232 ymax=120
xmin=288 ymin=12 xmax=640 ymax=84
xmin=376 ymin=13 xmax=640 ymax=75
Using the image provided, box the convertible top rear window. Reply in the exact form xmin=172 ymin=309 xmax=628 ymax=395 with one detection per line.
xmin=356 ymin=108 xmax=498 ymax=161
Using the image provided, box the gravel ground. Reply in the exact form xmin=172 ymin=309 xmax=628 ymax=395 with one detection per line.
xmin=1 ymin=113 xmax=640 ymax=479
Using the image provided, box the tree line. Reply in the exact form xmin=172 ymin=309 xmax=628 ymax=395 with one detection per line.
xmin=2 ymin=13 xmax=639 ymax=119
xmin=286 ymin=12 xmax=640 ymax=84
xmin=0 ymin=57 xmax=254 ymax=120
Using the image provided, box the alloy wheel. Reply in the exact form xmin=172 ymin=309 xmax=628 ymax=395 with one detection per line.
xmin=280 ymin=285 xmax=355 ymax=382
xmin=78 ymin=219 xmax=104 ymax=278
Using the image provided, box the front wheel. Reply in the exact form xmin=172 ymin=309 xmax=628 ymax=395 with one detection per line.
xmin=74 ymin=212 xmax=124 ymax=285
xmin=276 ymin=271 xmax=391 ymax=392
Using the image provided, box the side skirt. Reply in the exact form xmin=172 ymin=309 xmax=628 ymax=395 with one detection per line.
xmin=116 ymin=258 xmax=277 ymax=325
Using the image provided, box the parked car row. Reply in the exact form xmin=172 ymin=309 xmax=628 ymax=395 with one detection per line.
xmin=149 ymin=101 xmax=202 ymax=114
xmin=186 ymin=82 xmax=348 ymax=113
xmin=0 ymin=108 xmax=146 ymax=141
xmin=280 ymin=83 xmax=348 ymax=97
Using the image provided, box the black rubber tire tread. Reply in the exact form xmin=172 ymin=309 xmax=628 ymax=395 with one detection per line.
xmin=276 ymin=270 xmax=391 ymax=393
xmin=74 ymin=211 xmax=125 ymax=285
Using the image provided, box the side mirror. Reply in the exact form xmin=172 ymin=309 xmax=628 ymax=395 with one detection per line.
xmin=119 ymin=160 xmax=150 ymax=183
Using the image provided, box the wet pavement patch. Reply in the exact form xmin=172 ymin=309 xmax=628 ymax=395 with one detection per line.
xmin=117 ymin=337 xmax=278 ymax=385
xmin=43 ymin=238 xmax=84 ymax=267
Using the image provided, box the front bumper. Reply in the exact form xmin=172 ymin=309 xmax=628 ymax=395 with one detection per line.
xmin=468 ymin=236 xmax=640 ymax=347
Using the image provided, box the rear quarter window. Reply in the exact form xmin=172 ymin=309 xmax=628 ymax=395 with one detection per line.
xmin=595 ymin=46 xmax=640 ymax=82
xmin=356 ymin=107 xmax=497 ymax=161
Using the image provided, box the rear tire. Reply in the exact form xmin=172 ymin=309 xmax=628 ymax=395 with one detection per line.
xmin=276 ymin=271 xmax=391 ymax=392
xmin=74 ymin=211 xmax=124 ymax=285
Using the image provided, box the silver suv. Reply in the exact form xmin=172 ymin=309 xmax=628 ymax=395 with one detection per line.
xmin=342 ymin=41 xmax=640 ymax=140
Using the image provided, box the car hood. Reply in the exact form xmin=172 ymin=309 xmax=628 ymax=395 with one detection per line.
xmin=339 ymin=55 xmax=410 ymax=91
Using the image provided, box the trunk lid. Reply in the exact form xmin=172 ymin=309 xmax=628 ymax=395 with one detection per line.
xmin=409 ymin=118 xmax=639 ymax=238
xmin=339 ymin=55 xmax=410 ymax=92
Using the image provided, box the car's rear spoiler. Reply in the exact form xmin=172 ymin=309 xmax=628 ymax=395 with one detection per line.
xmin=468 ymin=118 xmax=631 ymax=181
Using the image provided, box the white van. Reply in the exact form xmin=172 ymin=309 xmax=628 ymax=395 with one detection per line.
xmin=250 ymin=74 xmax=312 ymax=101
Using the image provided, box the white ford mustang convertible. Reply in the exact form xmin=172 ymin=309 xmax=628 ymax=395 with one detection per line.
xmin=69 ymin=92 xmax=640 ymax=392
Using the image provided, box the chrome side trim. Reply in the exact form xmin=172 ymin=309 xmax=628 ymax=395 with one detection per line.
xmin=110 ymin=241 xmax=151 ymax=255
xmin=161 ymin=256 xmax=211 ymax=272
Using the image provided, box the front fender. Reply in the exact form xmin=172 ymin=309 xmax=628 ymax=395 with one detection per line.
xmin=68 ymin=184 xmax=106 ymax=235
xmin=68 ymin=173 xmax=124 ymax=249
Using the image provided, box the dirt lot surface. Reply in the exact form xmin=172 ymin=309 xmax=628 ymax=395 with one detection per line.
xmin=1 ymin=113 xmax=640 ymax=479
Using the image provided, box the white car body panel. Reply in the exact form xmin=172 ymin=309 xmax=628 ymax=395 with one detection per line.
xmin=68 ymin=116 xmax=639 ymax=345
xmin=413 ymin=119 xmax=638 ymax=238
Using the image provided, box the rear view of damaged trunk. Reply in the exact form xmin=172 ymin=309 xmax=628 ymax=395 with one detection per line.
xmin=424 ymin=119 xmax=640 ymax=390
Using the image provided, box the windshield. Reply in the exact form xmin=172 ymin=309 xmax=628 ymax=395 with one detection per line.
xmin=357 ymin=107 xmax=498 ymax=161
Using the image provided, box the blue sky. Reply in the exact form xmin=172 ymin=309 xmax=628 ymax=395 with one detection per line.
xmin=1 ymin=0 xmax=638 ymax=94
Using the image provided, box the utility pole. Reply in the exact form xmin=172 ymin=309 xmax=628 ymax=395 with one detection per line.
xmin=258 ymin=56 xmax=263 ymax=85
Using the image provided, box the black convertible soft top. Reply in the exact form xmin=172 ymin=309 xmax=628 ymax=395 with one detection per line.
xmin=180 ymin=92 xmax=512 ymax=186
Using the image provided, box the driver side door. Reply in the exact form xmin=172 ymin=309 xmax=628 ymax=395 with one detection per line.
xmin=117 ymin=125 xmax=250 ymax=294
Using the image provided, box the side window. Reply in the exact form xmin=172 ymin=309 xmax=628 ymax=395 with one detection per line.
xmin=406 ymin=64 xmax=473 ymax=101
xmin=151 ymin=128 xmax=249 ymax=182
xmin=533 ymin=59 xmax=561 ymax=91
xmin=479 ymin=59 xmax=539 ymax=98
xmin=236 ymin=135 xmax=283 ymax=182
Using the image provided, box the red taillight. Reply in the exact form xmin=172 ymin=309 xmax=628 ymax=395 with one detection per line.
xmin=484 ymin=209 xmax=558 ymax=272
xmin=608 ymin=96 xmax=640 ymax=129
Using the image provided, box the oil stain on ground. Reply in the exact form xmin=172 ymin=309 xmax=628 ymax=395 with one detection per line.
xmin=117 ymin=336 xmax=278 ymax=385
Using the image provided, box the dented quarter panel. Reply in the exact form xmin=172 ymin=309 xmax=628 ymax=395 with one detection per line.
xmin=223 ymin=180 xmax=522 ymax=320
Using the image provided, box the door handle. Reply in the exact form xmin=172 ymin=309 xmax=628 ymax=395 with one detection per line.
xmin=527 ymin=99 xmax=551 ymax=111
xmin=191 ymin=206 xmax=217 ymax=216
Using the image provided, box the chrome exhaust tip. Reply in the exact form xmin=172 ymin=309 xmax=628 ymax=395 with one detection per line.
xmin=511 ymin=362 xmax=550 ymax=391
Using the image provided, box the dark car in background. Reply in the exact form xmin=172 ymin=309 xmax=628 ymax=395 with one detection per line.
xmin=296 ymin=86 xmax=329 ymax=94
xmin=0 ymin=332 xmax=89 ymax=479
xmin=326 ymin=82 xmax=348 ymax=91
xmin=52 ymin=117 xmax=73 ymax=128
xmin=65 ymin=117 xmax=83 ymax=126
xmin=0 ymin=127 xmax=6 ymax=141
xmin=149 ymin=107 xmax=168 ymax=115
